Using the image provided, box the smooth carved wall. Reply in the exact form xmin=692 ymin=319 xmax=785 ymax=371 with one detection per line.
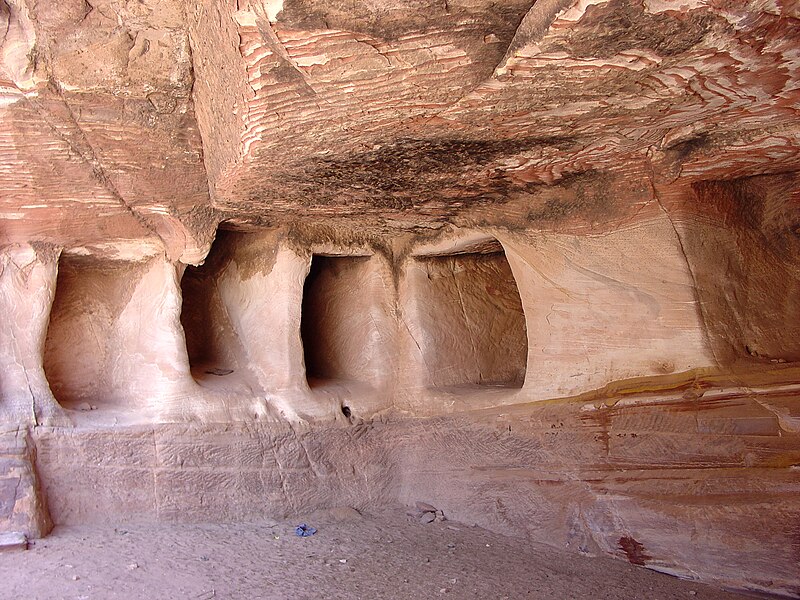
xmin=502 ymin=218 xmax=717 ymax=401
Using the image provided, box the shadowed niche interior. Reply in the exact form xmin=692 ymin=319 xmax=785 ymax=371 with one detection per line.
xmin=411 ymin=240 xmax=527 ymax=389
xmin=301 ymin=254 xmax=386 ymax=390
xmin=179 ymin=231 xmax=245 ymax=388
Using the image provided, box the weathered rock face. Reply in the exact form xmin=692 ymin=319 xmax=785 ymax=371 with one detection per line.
xmin=1 ymin=0 xmax=799 ymax=596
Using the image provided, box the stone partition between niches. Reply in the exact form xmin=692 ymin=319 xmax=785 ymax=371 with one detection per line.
xmin=0 ymin=245 xmax=62 ymax=425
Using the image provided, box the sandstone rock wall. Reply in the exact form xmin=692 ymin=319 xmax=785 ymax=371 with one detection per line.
xmin=0 ymin=0 xmax=798 ymax=595
xmin=30 ymin=380 xmax=800 ymax=597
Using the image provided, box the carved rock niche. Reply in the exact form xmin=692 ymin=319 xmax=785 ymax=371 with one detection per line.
xmin=301 ymin=253 xmax=391 ymax=393
xmin=405 ymin=235 xmax=527 ymax=390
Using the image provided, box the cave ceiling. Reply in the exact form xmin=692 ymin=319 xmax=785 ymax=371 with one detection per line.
xmin=0 ymin=0 xmax=798 ymax=260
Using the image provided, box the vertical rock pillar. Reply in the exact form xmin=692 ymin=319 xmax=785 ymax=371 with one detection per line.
xmin=114 ymin=256 xmax=198 ymax=418
xmin=215 ymin=240 xmax=311 ymax=419
xmin=0 ymin=244 xmax=58 ymax=539
xmin=0 ymin=429 xmax=51 ymax=539
xmin=0 ymin=244 xmax=63 ymax=425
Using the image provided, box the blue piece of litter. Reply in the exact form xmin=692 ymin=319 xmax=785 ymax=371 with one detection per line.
xmin=295 ymin=523 xmax=317 ymax=537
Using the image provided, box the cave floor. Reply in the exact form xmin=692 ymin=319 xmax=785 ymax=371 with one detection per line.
xmin=0 ymin=508 xmax=751 ymax=600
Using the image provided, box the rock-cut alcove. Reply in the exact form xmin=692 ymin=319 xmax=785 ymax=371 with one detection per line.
xmin=300 ymin=254 xmax=390 ymax=392
xmin=180 ymin=233 xmax=244 ymax=388
xmin=406 ymin=238 xmax=527 ymax=389
xmin=43 ymin=254 xmax=149 ymax=409
xmin=178 ymin=228 xmax=288 ymax=398
xmin=43 ymin=252 xmax=194 ymax=414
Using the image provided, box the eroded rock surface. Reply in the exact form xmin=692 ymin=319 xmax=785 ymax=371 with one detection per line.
xmin=0 ymin=0 xmax=798 ymax=596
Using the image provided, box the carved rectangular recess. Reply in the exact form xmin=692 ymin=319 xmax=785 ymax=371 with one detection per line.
xmin=179 ymin=230 xmax=246 ymax=388
xmin=411 ymin=241 xmax=527 ymax=389
xmin=44 ymin=255 xmax=148 ymax=408
xmin=301 ymin=255 xmax=387 ymax=389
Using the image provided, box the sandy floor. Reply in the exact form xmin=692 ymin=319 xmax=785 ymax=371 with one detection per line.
xmin=0 ymin=508 xmax=752 ymax=600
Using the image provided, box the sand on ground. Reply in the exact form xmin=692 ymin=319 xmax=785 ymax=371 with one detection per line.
xmin=0 ymin=508 xmax=754 ymax=600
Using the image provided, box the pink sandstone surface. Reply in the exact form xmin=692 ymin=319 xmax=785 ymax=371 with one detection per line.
xmin=0 ymin=0 xmax=798 ymax=596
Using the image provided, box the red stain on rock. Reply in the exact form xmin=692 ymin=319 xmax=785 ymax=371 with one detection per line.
xmin=619 ymin=536 xmax=652 ymax=566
